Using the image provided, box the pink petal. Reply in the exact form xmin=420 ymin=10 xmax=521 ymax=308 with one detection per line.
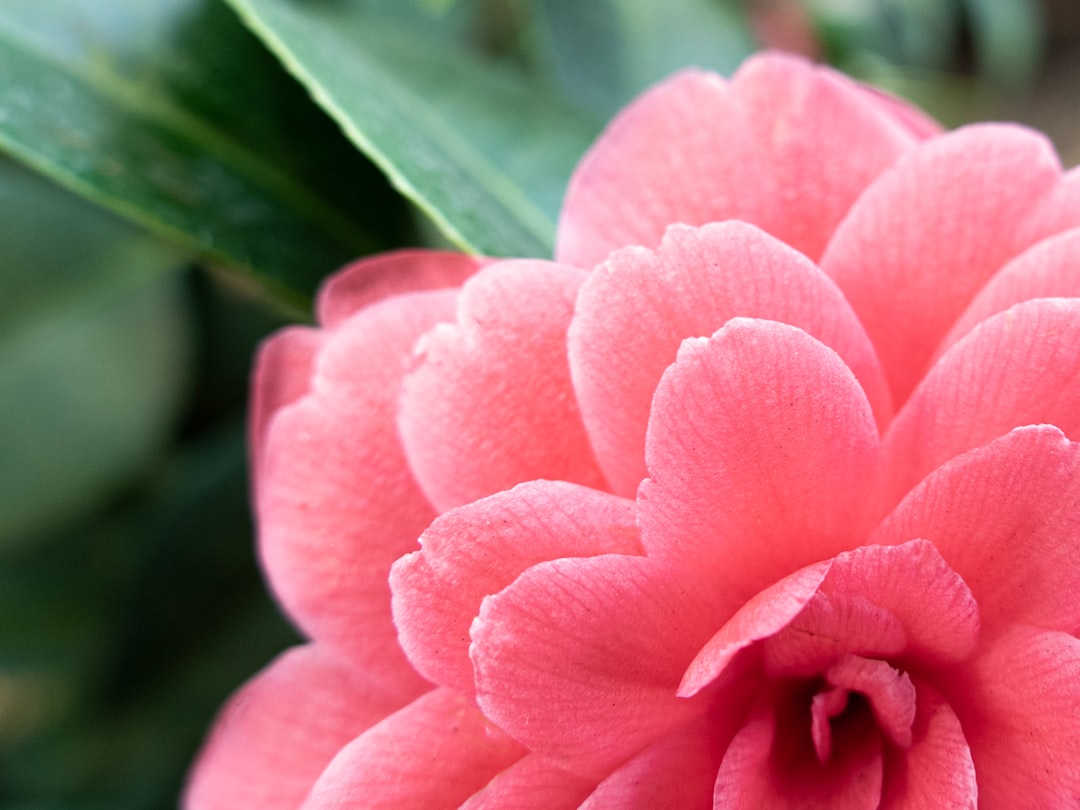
xmin=880 ymin=682 xmax=977 ymax=810
xmin=249 ymin=326 xmax=324 ymax=479
xmin=580 ymin=715 xmax=742 ymax=810
xmin=824 ymin=655 xmax=916 ymax=748
xmin=714 ymin=692 xmax=884 ymax=809
xmin=459 ymin=756 xmax=596 ymax=810
xmin=854 ymin=86 xmax=943 ymax=141
xmin=937 ymin=227 xmax=1080 ymax=358
xmin=569 ymin=221 xmax=892 ymax=496
xmin=873 ymin=426 xmax=1080 ymax=637
xmin=183 ymin=645 xmax=407 ymax=810
xmin=556 ymin=52 xmax=920 ymax=269
xmin=398 ymin=260 xmax=605 ymax=511
xmin=301 ymin=689 xmax=525 ymax=810
xmin=948 ymin=626 xmax=1080 ymax=807
xmin=391 ymin=480 xmax=639 ymax=695
xmin=316 ymin=249 xmax=482 ymax=329
xmin=472 ymin=554 xmax=724 ymax=778
xmin=884 ymin=299 xmax=1080 ymax=503
xmin=258 ymin=291 xmax=456 ymax=697
xmin=818 ymin=540 xmax=979 ymax=667
xmin=820 ymin=124 xmax=1065 ymax=406
xmin=679 ymin=562 xmax=830 ymax=698
xmin=761 ymin=541 xmax=978 ymax=678
xmin=638 ymin=318 xmax=882 ymax=598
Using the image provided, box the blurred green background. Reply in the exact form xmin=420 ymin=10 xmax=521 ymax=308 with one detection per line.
xmin=0 ymin=0 xmax=1075 ymax=807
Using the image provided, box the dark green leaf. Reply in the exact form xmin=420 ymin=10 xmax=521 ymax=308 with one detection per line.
xmin=225 ymin=0 xmax=603 ymax=258
xmin=0 ymin=0 xmax=395 ymax=307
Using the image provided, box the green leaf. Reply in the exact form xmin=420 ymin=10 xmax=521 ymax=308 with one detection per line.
xmin=535 ymin=0 xmax=755 ymax=117
xmin=0 ymin=0 xmax=393 ymax=307
xmin=0 ymin=160 xmax=192 ymax=548
xmin=225 ymin=0 xmax=603 ymax=258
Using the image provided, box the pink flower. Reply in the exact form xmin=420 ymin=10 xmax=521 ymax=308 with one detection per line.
xmin=185 ymin=53 xmax=1080 ymax=808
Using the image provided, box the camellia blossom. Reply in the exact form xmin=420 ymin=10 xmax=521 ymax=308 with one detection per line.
xmin=185 ymin=53 xmax=1080 ymax=808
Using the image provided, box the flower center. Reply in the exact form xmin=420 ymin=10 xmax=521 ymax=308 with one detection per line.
xmin=808 ymin=653 xmax=915 ymax=764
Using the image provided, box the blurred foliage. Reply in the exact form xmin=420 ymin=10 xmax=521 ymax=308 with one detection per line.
xmin=0 ymin=0 xmax=1057 ymax=807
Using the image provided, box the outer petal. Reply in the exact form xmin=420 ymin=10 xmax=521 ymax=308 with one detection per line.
xmin=949 ymin=626 xmax=1080 ymax=807
xmin=472 ymin=554 xmax=724 ymax=779
xmin=249 ymin=326 xmax=324 ymax=478
xmin=569 ymin=222 xmax=892 ymax=496
xmin=398 ymin=260 xmax=605 ymax=511
xmin=713 ymin=693 xmax=883 ymax=809
xmin=873 ymin=426 xmax=1080 ymax=637
xmin=638 ymin=319 xmax=882 ymax=599
xmin=821 ymin=124 xmax=1068 ymax=405
xmin=883 ymin=299 xmax=1080 ymax=506
xmin=302 ymin=689 xmax=525 ymax=810
xmin=315 ymin=249 xmax=482 ymax=329
xmin=880 ymin=682 xmax=977 ymax=810
xmin=556 ymin=53 xmax=921 ymax=269
xmin=937 ymin=227 xmax=1080 ymax=357
xmin=183 ymin=645 xmax=406 ymax=810
xmin=460 ymin=755 xmax=596 ymax=810
xmin=391 ymin=480 xmax=639 ymax=695
xmin=258 ymin=290 xmax=456 ymax=696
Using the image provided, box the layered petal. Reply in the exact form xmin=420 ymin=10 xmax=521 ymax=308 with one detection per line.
xmin=639 ymin=318 xmax=882 ymax=599
xmin=937 ymin=227 xmax=1080 ymax=356
xmin=250 ymin=326 xmax=324 ymax=478
xmin=399 ymin=260 xmax=605 ymax=511
xmin=580 ymin=715 xmax=743 ymax=810
xmin=184 ymin=645 xmax=406 ymax=810
xmin=884 ymin=299 xmax=1080 ymax=502
xmin=316 ymin=249 xmax=482 ymax=329
xmin=949 ymin=626 xmax=1080 ymax=807
xmin=472 ymin=554 xmax=724 ymax=778
xmin=821 ymin=124 xmax=1073 ymax=405
xmin=873 ymin=426 xmax=1080 ymax=637
xmin=557 ymin=52 xmax=923 ymax=269
xmin=569 ymin=222 xmax=891 ymax=495
xmin=258 ymin=290 xmax=456 ymax=695
xmin=460 ymin=756 xmax=596 ymax=810
xmin=301 ymin=689 xmax=525 ymax=810
xmin=880 ymin=683 xmax=977 ymax=810
xmin=391 ymin=480 xmax=639 ymax=694
xmin=714 ymin=692 xmax=884 ymax=809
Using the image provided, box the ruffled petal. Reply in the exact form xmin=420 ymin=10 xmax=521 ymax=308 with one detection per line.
xmin=301 ymin=689 xmax=525 ymax=810
xmin=258 ymin=290 xmax=456 ymax=696
xmin=399 ymin=260 xmax=605 ymax=511
xmin=391 ymin=480 xmax=639 ymax=695
xmin=873 ymin=426 xmax=1080 ymax=637
xmin=937 ymin=227 xmax=1080 ymax=357
xmin=183 ymin=645 xmax=407 ymax=810
xmin=821 ymin=124 xmax=1066 ymax=406
xmin=679 ymin=563 xmax=829 ymax=698
xmin=949 ymin=626 xmax=1080 ymax=807
xmin=250 ymin=326 xmax=324 ymax=478
xmin=460 ymin=756 xmax=596 ymax=810
xmin=714 ymin=692 xmax=883 ymax=809
xmin=884 ymin=299 xmax=1080 ymax=503
xmin=879 ymin=682 xmax=977 ymax=810
xmin=638 ymin=318 xmax=882 ymax=599
xmin=316 ymin=249 xmax=482 ymax=329
xmin=556 ymin=52 xmax=921 ymax=269
xmin=569 ymin=222 xmax=891 ymax=496
xmin=472 ymin=555 xmax=723 ymax=779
